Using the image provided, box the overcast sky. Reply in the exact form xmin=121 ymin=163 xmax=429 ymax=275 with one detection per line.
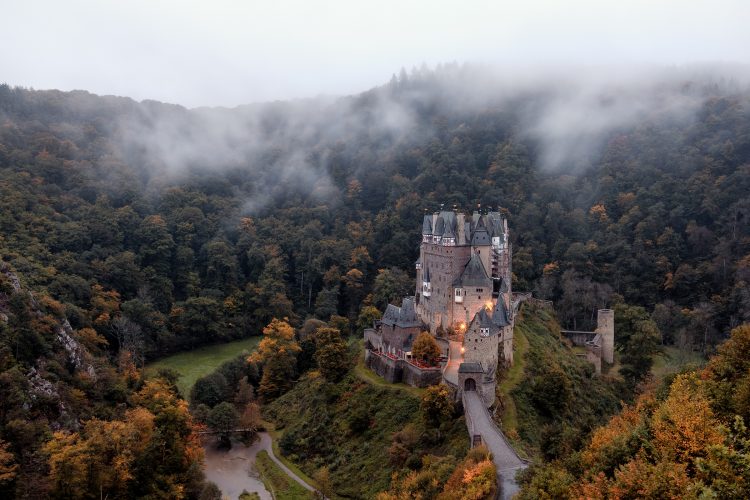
xmin=1 ymin=0 xmax=748 ymax=108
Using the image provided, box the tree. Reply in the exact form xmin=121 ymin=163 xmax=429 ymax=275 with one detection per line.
xmin=412 ymin=331 xmax=442 ymax=366
xmin=251 ymin=318 xmax=301 ymax=400
xmin=239 ymin=402 xmax=262 ymax=440
xmin=421 ymin=384 xmax=454 ymax=429
xmin=357 ymin=306 xmax=381 ymax=336
xmin=615 ymin=303 xmax=663 ymax=387
xmin=314 ymin=466 xmax=333 ymax=499
xmin=0 ymin=440 xmax=17 ymax=488
xmin=208 ymin=402 xmax=240 ymax=447
xmin=191 ymin=372 xmax=231 ymax=408
xmin=315 ymin=327 xmax=350 ymax=382
xmin=372 ymin=267 xmax=413 ymax=311
xmin=111 ymin=315 xmax=145 ymax=366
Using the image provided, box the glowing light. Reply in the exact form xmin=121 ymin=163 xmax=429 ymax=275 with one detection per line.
xmin=458 ymin=323 xmax=466 ymax=331
xmin=485 ymin=301 xmax=494 ymax=310
xmin=460 ymin=346 xmax=465 ymax=354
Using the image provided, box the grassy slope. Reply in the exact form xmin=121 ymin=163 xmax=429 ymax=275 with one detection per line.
xmin=503 ymin=304 xmax=622 ymax=458
xmin=145 ymin=337 xmax=260 ymax=396
xmin=255 ymin=450 xmax=316 ymax=500
xmin=651 ymin=345 xmax=705 ymax=383
xmin=264 ymin=368 xmax=468 ymax=499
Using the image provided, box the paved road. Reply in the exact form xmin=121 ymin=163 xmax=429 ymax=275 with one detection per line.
xmin=257 ymin=432 xmax=318 ymax=494
xmin=443 ymin=340 xmax=462 ymax=386
xmin=463 ymin=391 xmax=525 ymax=499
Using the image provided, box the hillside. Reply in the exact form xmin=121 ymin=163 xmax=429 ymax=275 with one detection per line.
xmin=498 ymin=303 xmax=623 ymax=460
xmin=1 ymin=68 xmax=750 ymax=498
xmin=0 ymin=263 xmax=208 ymax=498
xmin=1 ymin=70 xmax=749 ymax=360
xmin=518 ymin=324 xmax=750 ymax=498
xmin=263 ymin=369 xmax=469 ymax=499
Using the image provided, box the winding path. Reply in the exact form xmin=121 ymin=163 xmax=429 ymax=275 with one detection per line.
xmin=463 ymin=392 xmax=526 ymax=500
xmin=257 ymin=432 xmax=318 ymax=494
xmin=203 ymin=432 xmax=319 ymax=499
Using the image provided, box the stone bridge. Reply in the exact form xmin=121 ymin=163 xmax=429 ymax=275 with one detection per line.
xmin=463 ymin=391 xmax=526 ymax=500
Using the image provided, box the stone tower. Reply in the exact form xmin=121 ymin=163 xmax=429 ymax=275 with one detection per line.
xmin=597 ymin=309 xmax=615 ymax=364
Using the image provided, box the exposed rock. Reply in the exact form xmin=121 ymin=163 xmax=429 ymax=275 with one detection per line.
xmin=0 ymin=262 xmax=22 ymax=293
xmin=56 ymin=319 xmax=97 ymax=380
xmin=26 ymin=366 xmax=76 ymax=431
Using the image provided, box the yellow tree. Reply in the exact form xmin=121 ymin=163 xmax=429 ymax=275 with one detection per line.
xmin=251 ymin=318 xmax=301 ymax=400
xmin=651 ymin=374 xmax=723 ymax=465
xmin=0 ymin=439 xmax=18 ymax=488
xmin=412 ymin=331 xmax=442 ymax=366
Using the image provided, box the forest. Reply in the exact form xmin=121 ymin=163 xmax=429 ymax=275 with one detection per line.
xmin=1 ymin=66 xmax=749 ymax=497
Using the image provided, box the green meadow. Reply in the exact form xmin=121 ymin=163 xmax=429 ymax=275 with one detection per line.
xmin=145 ymin=337 xmax=261 ymax=396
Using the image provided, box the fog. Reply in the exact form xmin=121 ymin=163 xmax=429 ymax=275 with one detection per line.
xmin=2 ymin=1 xmax=749 ymax=107
xmin=110 ymin=63 xmax=750 ymax=202
xmin=3 ymin=0 xmax=749 ymax=210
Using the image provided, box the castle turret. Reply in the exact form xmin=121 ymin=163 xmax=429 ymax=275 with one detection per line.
xmin=597 ymin=309 xmax=615 ymax=364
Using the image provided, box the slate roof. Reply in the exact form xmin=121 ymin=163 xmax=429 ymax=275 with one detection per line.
xmin=443 ymin=220 xmax=456 ymax=239
xmin=434 ymin=216 xmax=445 ymax=236
xmin=475 ymin=307 xmax=494 ymax=328
xmin=381 ymin=304 xmax=400 ymax=325
xmin=381 ymin=296 xmax=422 ymax=328
xmin=492 ymin=299 xmax=511 ymax=327
xmin=471 ymin=228 xmax=490 ymax=246
xmin=458 ymin=362 xmax=483 ymax=373
xmin=423 ymin=207 xmax=507 ymax=247
xmin=486 ymin=211 xmax=505 ymax=238
xmin=422 ymin=215 xmax=433 ymax=235
xmin=452 ymin=253 xmax=491 ymax=288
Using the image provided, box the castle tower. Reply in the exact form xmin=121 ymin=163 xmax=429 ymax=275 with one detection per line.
xmin=597 ymin=309 xmax=615 ymax=364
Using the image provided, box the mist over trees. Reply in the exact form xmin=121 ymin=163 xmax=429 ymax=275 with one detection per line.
xmin=1 ymin=65 xmax=748 ymax=354
xmin=0 ymin=65 xmax=749 ymax=496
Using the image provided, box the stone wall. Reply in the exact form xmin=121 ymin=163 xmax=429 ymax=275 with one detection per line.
xmin=436 ymin=337 xmax=451 ymax=357
xmin=381 ymin=324 xmax=420 ymax=351
xmin=597 ymin=309 xmax=615 ymax=364
xmin=364 ymin=350 xmax=442 ymax=387
xmin=364 ymin=350 xmax=401 ymax=383
xmin=452 ymin=290 xmax=492 ymax=328
xmin=402 ymin=362 xmax=443 ymax=387
xmin=464 ymin=323 xmax=499 ymax=372
xmin=364 ymin=328 xmax=381 ymax=350
xmin=586 ymin=349 xmax=602 ymax=374
xmin=417 ymin=243 xmax=472 ymax=332
xmin=501 ymin=327 xmax=514 ymax=366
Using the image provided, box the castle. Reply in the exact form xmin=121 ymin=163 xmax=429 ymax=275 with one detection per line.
xmin=364 ymin=206 xmax=514 ymax=406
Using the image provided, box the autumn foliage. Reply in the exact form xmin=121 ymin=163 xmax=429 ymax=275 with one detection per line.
xmin=520 ymin=324 xmax=750 ymax=499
